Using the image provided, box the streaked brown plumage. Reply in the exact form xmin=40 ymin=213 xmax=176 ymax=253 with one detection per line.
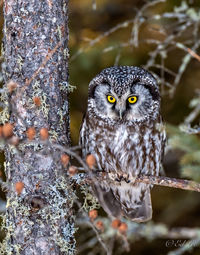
xmin=80 ymin=66 xmax=165 ymax=222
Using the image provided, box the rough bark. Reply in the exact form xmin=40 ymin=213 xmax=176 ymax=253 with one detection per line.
xmin=2 ymin=0 xmax=75 ymax=254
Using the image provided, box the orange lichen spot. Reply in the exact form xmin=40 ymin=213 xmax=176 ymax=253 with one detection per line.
xmin=111 ymin=219 xmax=121 ymax=229
xmin=89 ymin=209 xmax=98 ymax=221
xmin=68 ymin=166 xmax=77 ymax=177
xmin=61 ymin=154 xmax=70 ymax=167
xmin=15 ymin=182 xmax=24 ymax=195
xmin=2 ymin=123 xmax=13 ymax=138
xmin=33 ymin=97 xmax=41 ymax=106
xmin=7 ymin=80 xmax=17 ymax=93
xmin=26 ymin=127 xmax=36 ymax=140
xmin=40 ymin=128 xmax=49 ymax=140
xmin=86 ymin=154 xmax=96 ymax=168
xmin=95 ymin=221 xmax=104 ymax=231
xmin=118 ymin=222 xmax=128 ymax=234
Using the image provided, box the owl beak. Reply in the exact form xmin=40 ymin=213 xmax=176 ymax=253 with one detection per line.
xmin=115 ymin=103 xmax=126 ymax=119
xmin=119 ymin=110 xmax=123 ymax=119
xmin=118 ymin=109 xmax=126 ymax=119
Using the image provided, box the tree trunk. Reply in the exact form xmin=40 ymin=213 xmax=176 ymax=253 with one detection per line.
xmin=2 ymin=0 xmax=75 ymax=254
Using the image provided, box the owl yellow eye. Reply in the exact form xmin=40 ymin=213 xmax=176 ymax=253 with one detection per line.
xmin=128 ymin=96 xmax=138 ymax=104
xmin=107 ymin=95 xmax=116 ymax=104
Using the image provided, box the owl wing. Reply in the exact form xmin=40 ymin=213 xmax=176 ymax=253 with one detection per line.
xmin=93 ymin=184 xmax=122 ymax=218
xmin=79 ymin=115 xmax=124 ymax=218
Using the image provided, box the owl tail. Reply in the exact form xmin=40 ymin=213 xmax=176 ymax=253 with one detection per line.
xmin=93 ymin=183 xmax=152 ymax=222
xmin=120 ymin=184 xmax=152 ymax=222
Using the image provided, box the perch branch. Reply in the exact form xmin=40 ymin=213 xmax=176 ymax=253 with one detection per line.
xmin=90 ymin=173 xmax=200 ymax=193
xmin=2 ymin=139 xmax=200 ymax=194
xmin=134 ymin=175 xmax=200 ymax=192
xmin=45 ymin=142 xmax=200 ymax=194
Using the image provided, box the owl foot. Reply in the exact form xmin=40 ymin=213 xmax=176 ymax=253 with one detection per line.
xmin=115 ymin=173 xmax=130 ymax=183
xmin=115 ymin=175 xmax=123 ymax=182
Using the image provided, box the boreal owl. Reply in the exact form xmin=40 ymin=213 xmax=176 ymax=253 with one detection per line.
xmin=79 ymin=66 xmax=165 ymax=222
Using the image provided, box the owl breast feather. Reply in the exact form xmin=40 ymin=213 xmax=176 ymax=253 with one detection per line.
xmin=81 ymin=118 xmax=162 ymax=178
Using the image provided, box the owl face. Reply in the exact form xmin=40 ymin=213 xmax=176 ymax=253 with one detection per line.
xmin=88 ymin=66 xmax=160 ymax=123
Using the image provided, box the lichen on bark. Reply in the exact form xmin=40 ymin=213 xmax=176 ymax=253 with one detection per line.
xmin=1 ymin=0 xmax=76 ymax=254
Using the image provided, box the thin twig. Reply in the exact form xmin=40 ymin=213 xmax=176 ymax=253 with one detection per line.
xmin=184 ymin=104 xmax=200 ymax=124
xmin=87 ymin=220 xmax=110 ymax=255
xmin=174 ymin=40 xmax=200 ymax=87
xmin=25 ymin=41 xmax=62 ymax=87
xmin=70 ymin=19 xmax=134 ymax=61
xmin=130 ymin=0 xmax=166 ymax=47
xmin=187 ymin=48 xmax=200 ymax=62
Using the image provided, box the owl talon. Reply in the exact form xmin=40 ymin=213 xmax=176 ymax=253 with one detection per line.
xmin=122 ymin=174 xmax=130 ymax=183
xmin=115 ymin=174 xmax=130 ymax=183
xmin=115 ymin=174 xmax=123 ymax=182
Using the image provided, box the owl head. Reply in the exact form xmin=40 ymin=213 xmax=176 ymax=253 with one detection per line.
xmin=88 ymin=66 xmax=160 ymax=123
